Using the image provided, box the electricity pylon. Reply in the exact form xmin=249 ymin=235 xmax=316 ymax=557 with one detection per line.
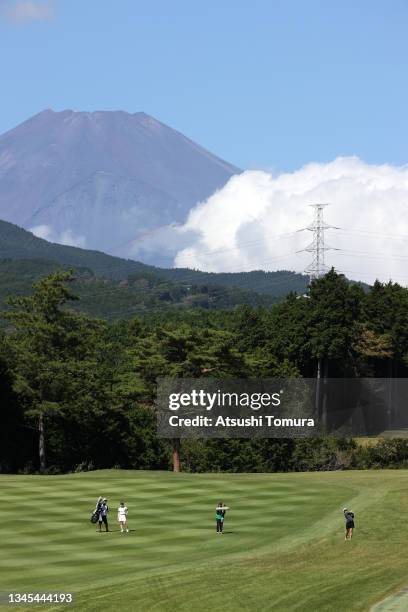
xmin=298 ymin=203 xmax=338 ymax=280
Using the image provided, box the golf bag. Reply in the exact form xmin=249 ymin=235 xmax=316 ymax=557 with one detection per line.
xmin=91 ymin=496 xmax=103 ymax=523
xmin=90 ymin=510 xmax=99 ymax=524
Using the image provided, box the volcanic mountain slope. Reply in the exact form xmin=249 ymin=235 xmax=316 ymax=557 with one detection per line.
xmin=0 ymin=109 xmax=239 ymax=263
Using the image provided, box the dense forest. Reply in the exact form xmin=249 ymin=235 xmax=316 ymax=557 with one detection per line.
xmin=0 ymin=259 xmax=281 ymax=321
xmin=1 ymin=268 xmax=408 ymax=474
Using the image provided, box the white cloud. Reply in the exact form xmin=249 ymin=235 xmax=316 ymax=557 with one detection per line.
xmin=121 ymin=224 xmax=198 ymax=267
xmin=30 ymin=224 xmax=86 ymax=248
xmin=1 ymin=0 xmax=54 ymax=24
xmin=58 ymin=229 xmax=86 ymax=249
xmin=174 ymin=157 xmax=408 ymax=285
xmin=30 ymin=224 xmax=52 ymax=240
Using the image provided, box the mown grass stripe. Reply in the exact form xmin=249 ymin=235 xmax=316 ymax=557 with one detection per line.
xmin=1 ymin=470 xmax=408 ymax=611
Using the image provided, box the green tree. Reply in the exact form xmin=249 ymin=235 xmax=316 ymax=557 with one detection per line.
xmin=362 ymin=281 xmax=408 ymax=375
xmin=3 ymin=272 xmax=102 ymax=472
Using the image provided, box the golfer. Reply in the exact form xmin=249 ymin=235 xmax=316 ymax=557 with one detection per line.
xmin=216 ymin=502 xmax=228 ymax=534
xmin=98 ymin=498 xmax=109 ymax=532
xmin=343 ymin=507 xmax=355 ymax=540
xmin=95 ymin=496 xmax=103 ymax=509
xmin=118 ymin=501 xmax=129 ymax=533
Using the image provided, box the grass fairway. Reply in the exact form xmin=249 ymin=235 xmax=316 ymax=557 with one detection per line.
xmin=1 ymin=470 xmax=408 ymax=611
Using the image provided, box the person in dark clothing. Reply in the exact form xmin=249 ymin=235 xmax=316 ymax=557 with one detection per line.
xmin=216 ymin=502 xmax=227 ymax=534
xmin=343 ymin=507 xmax=355 ymax=540
xmin=98 ymin=498 xmax=109 ymax=532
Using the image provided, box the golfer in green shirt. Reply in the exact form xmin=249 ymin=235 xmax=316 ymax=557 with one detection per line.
xmin=215 ymin=502 xmax=228 ymax=534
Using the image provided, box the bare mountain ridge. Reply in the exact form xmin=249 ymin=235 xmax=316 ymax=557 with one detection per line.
xmin=0 ymin=109 xmax=239 ymax=263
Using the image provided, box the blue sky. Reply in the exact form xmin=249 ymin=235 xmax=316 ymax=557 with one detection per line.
xmin=1 ymin=0 xmax=407 ymax=171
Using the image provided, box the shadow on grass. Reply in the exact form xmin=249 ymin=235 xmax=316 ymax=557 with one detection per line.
xmin=95 ymin=529 xmax=136 ymax=533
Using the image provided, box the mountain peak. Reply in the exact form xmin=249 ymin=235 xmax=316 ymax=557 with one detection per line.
xmin=36 ymin=108 xmax=154 ymax=119
xmin=0 ymin=109 xmax=239 ymax=266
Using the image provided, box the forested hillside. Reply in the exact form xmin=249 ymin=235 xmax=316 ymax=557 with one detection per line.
xmin=0 ymin=219 xmax=309 ymax=296
xmin=0 ymin=259 xmax=280 ymax=321
xmin=2 ymin=269 xmax=408 ymax=474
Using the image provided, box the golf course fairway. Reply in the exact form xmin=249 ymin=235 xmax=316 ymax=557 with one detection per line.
xmin=1 ymin=469 xmax=408 ymax=612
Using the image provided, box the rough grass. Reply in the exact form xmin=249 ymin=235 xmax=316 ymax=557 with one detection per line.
xmin=1 ymin=470 xmax=408 ymax=611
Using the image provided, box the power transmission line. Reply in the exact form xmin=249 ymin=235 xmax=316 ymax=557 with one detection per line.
xmin=337 ymin=228 xmax=407 ymax=241
xmin=337 ymin=249 xmax=408 ymax=261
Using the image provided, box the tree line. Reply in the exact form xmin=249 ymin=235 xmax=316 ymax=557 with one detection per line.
xmin=1 ymin=269 xmax=408 ymax=474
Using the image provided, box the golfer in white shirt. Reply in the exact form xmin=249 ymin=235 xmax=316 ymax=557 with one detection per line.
xmin=118 ymin=501 xmax=129 ymax=533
